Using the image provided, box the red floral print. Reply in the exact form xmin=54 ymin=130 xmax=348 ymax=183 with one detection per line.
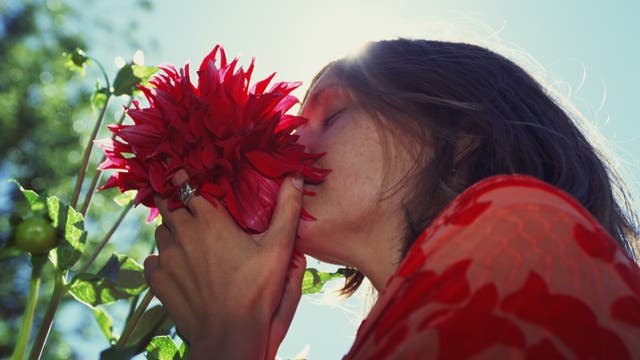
xmin=344 ymin=175 xmax=640 ymax=359
xmin=501 ymin=271 xmax=630 ymax=359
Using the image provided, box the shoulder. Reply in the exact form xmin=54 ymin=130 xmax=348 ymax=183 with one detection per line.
xmin=345 ymin=174 xmax=640 ymax=360
xmin=400 ymin=174 xmax=623 ymax=276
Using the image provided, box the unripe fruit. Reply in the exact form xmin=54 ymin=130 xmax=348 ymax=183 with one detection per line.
xmin=15 ymin=218 xmax=57 ymax=255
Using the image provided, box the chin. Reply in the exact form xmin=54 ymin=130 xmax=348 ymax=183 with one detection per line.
xmin=295 ymin=223 xmax=349 ymax=267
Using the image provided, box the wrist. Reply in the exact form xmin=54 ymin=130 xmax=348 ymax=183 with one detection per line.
xmin=188 ymin=322 xmax=268 ymax=360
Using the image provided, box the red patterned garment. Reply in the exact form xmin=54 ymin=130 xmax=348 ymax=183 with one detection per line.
xmin=344 ymin=175 xmax=640 ymax=359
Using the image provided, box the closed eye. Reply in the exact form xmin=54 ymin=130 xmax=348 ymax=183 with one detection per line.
xmin=323 ymin=108 xmax=346 ymax=128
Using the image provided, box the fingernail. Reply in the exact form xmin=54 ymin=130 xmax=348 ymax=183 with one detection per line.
xmin=291 ymin=176 xmax=303 ymax=191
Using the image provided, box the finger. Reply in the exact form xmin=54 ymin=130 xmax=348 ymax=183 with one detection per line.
xmin=143 ymin=255 xmax=198 ymax=341
xmin=144 ymin=254 xmax=160 ymax=278
xmin=171 ymin=169 xmax=190 ymax=186
xmin=170 ymin=169 xmax=212 ymax=218
xmin=282 ymin=250 xmax=306 ymax=309
xmin=155 ymin=224 xmax=173 ymax=253
xmin=266 ymin=251 xmax=307 ymax=359
xmin=265 ymin=176 xmax=304 ymax=250
xmin=154 ymin=246 xmax=204 ymax=322
xmin=154 ymin=195 xmax=192 ymax=230
xmin=182 ymin=193 xmax=214 ymax=219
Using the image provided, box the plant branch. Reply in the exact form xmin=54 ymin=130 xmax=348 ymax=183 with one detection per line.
xmin=70 ymin=92 xmax=112 ymax=209
xmin=11 ymin=258 xmax=44 ymax=360
xmin=28 ymin=273 xmax=66 ymax=360
xmin=125 ymin=237 xmax=158 ymax=324
xmin=80 ymin=98 xmax=132 ymax=216
xmin=77 ymin=202 xmax=133 ymax=274
xmin=115 ymin=290 xmax=154 ymax=349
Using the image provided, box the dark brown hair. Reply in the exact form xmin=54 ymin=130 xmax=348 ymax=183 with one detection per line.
xmin=307 ymin=38 xmax=639 ymax=296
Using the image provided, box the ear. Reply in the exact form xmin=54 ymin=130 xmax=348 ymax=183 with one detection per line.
xmin=453 ymin=134 xmax=479 ymax=166
xmin=449 ymin=133 xmax=481 ymax=191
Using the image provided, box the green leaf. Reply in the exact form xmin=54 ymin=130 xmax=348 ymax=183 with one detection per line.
xmin=145 ymin=336 xmax=180 ymax=360
xmin=0 ymin=246 xmax=23 ymax=261
xmin=177 ymin=341 xmax=187 ymax=357
xmin=46 ymin=195 xmax=86 ymax=270
xmin=126 ymin=305 xmax=173 ymax=350
xmin=98 ymin=254 xmax=147 ymax=289
xmin=64 ymin=48 xmax=89 ymax=76
xmin=10 ymin=179 xmax=46 ymax=211
xmin=301 ymin=268 xmax=344 ymax=295
xmin=100 ymin=347 xmax=136 ymax=360
xmin=132 ymin=64 xmax=157 ymax=86
xmin=114 ymin=190 xmax=136 ymax=207
xmin=113 ymin=62 xmax=157 ymax=97
xmin=91 ymin=82 xmax=110 ymax=112
xmin=113 ymin=64 xmax=137 ymax=96
xmin=94 ymin=307 xmax=116 ymax=343
xmin=69 ymin=254 xmax=147 ymax=307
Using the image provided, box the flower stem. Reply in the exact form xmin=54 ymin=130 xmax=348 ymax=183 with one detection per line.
xmin=77 ymin=202 xmax=133 ymax=274
xmin=70 ymin=92 xmax=112 ymax=209
xmin=80 ymin=98 xmax=132 ymax=216
xmin=89 ymin=56 xmax=111 ymax=92
xmin=11 ymin=257 xmax=45 ymax=360
xmin=28 ymin=273 xmax=66 ymax=360
xmin=115 ymin=290 xmax=154 ymax=349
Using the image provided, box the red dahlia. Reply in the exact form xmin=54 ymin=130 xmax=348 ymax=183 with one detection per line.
xmin=97 ymin=45 xmax=328 ymax=232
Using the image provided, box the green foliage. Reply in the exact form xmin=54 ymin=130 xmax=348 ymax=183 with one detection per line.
xmin=145 ymin=336 xmax=182 ymax=360
xmin=8 ymin=180 xmax=87 ymax=267
xmin=69 ymin=254 xmax=147 ymax=307
xmin=94 ymin=307 xmax=116 ymax=344
xmin=301 ymin=268 xmax=344 ymax=295
xmin=97 ymin=303 xmax=174 ymax=358
xmin=0 ymin=2 xmax=90 ymax=197
xmin=9 ymin=179 xmax=46 ymax=212
xmin=0 ymin=246 xmax=22 ymax=260
xmin=64 ymin=48 xmax=89 ymax=75
xmin=113 ymin=63 xmax=158 ymax=96
xmin=0 ymin=1 xmax=156 ymax=358
xmin=46 ymin=195 xmax=86 ymax=270
xmin=91 ymin=83 xmax=110 ymax=112
xmin=126 ymin=305 xmax=173 ymax=349
xmin=114 ymin=190 xmax=137 ymax=207
xmin=100 ymin=346 xmax=138 ymax=360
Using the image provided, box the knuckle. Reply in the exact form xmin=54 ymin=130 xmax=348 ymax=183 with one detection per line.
xmin=158 ymin=246 xmax=183 ymax=269
xmin=287 ymin=187 xmax=303 ymax=207
xmin=145 ymin=267 xmax=165 ymax=292
xmin=154 ymin=224 xmax=168 ymax=237
xmin=156 ymin=236 xmax=170 ymax=252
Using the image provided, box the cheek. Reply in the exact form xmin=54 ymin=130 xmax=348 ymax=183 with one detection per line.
xmin=312 ymin=130 xmax=385 ymax=207
xmin=299 ymin=142 xmax=386 ymax=237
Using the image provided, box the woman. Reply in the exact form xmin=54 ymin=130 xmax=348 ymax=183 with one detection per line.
xmin=144 ymin=39 xmax=640 ymax=359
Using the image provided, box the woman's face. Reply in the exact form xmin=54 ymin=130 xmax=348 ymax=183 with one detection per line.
xmin=296 ymin=70 xmax=414 ymax=270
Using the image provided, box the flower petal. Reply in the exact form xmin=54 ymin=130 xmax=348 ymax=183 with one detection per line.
xmin=97 ymin=44 xmax=328 ymax=234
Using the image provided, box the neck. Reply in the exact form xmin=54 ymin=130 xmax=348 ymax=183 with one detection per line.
xmin=354 ymin=240 xmax=403 ymax=292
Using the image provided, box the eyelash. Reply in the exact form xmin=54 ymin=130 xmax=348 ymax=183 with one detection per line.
xmin=322 ymin=109 xmax=345 ymax=127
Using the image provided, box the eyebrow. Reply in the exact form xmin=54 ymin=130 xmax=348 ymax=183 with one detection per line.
xmin=306 ymin=83 xmax=344 ymax=107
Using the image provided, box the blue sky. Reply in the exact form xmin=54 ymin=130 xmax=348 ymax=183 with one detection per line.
xmin=64 ymin=0 xmax=640 ymax=358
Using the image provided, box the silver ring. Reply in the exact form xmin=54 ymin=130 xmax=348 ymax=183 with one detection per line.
xmin=178 ymin=182 xmax=196 ymax=206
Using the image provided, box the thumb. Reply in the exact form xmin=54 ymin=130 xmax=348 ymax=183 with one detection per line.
xmin=265 ymin=250 xmax=307 ymax=359
xmin=265 ymin=176 xmax=304 ymax=248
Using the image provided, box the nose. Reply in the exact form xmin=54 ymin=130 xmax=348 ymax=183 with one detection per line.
xmin=294 ymin=121 xmax=315 ymax=151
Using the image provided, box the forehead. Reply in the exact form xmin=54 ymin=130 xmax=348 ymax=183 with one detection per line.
xmin=301 ymin=71 xmax=351 ymax=113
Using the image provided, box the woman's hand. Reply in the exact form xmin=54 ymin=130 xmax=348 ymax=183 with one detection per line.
xmin=143 ymin=172 xmax=307 ymax=359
